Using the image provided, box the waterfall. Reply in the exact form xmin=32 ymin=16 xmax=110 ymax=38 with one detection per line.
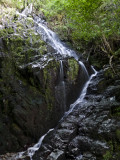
xmin=13 ymin=5 xmax=98 ymax=160
xmin=79 ymin=61 xmax=89 ymax=79
xmin=14 ymin=129 xmax=54 ymax=160
xmin=68 ymin=66 xmax=97 ymax=113
xmin=33 ymin=16 xmax=78 ymax=59
xmin=60 ymin=65 xmax=97 ymax=119
xmin=59 ymin=60 xmax=66 ymax=112
xmin=22 ymin=3 xmax=33 ymax=16
xmin=60 ymin=60 xmax=64 ymax=81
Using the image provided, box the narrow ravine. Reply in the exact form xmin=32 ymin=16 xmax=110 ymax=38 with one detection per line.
xmin=1 ymin=2 xmax=120 ymax=160
xmin=13 ymin=67 xmax=97 ymax=160
xmin=9 ymin=4 xmax=98 ymax=160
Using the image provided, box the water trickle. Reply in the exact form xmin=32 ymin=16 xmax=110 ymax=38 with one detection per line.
xmin=59 ymin=60 xmax=66 ymax=112
xmin=34 ymin=19 xmax=78 ymax=59
xmin=79 ymin=61 xmax=89 ymax=80
xmin=64 ymin=66 xmax=97 ymax=117
xmin=22 ymin=3 xmax=33 ymax=15
xmin=60 ymin=60 xmax=64 ymax=81
xmin=15 ymin=129 xmax=54 ymax=160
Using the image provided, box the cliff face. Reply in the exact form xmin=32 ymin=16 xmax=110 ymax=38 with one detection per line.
xmin=0 ymin=7 xmax=91 ymax=154
xmin=0 ymin=4 xmax=120 ymax=160
xmin=30 ymin=68 xmax=120 ymax=160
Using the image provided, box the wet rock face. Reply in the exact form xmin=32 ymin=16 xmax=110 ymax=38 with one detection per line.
xmin=31 ymin=69 xmax=120 ymax=160
xmin=0 ymin=12 xmax=87 ymax=154
xmin=65 ymin=59 xmax=86 ymax=108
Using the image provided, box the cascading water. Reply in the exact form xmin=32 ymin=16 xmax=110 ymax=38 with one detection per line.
xmin=59 ymin=60 xmax=66 ymax=112
xmin=60 ymin=60 xmax=64 ymax=81
xmin=35 ymin=20 xmax=77 ymax=59
xmin=79 ymin=61 xmax=89 ymax=79
xmin=13 ymin=4 xmax=98 ymax=160
xmin=14 ymin=129 xmax=54 ymax=160
xmin=66 ymin=66 xmax=97 ymax=115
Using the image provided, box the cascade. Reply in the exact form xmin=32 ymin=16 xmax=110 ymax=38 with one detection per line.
xmin=61 ymin=65 xmax=97 ymax=120
xmin=67 ymin=66 xmax=97 ymax=114
xmin=59 ymin=60 xmax=66 ymax=112
xmin=36 ymin=22 xmax=78 ymax=59
xmin=14 ymin=129 xmax=54 ymax=160
xmin=60 ymin=60 xmax=64 ymax=81
xmin=79 ymin=61 xmax=89 ymax=79
xmin=13 ymin=5 xmax=98 ymax=160
xmin=22 ymin=3 xmax=33 ymax=16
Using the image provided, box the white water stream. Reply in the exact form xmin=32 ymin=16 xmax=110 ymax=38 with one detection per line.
xmin=79 ymin=61 xmax=89 ymax=79
xmin=13 ymin=4 xmax=98 ymax=160
xmin=60 ymin=60 xmax=64 ymax=81
xmin=14 ymin=129 xmax=54 ymax=160
xmin=66 ymin=66 xmax=97 ymax=115
xmin=59 ymin=60 xmax=66 ymax=112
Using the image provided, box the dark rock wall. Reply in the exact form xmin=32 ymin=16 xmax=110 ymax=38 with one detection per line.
xmin=0 ymin=13 xmax=89 ymax=154
xmin=32 ymin=67 xmax=120 ymax=160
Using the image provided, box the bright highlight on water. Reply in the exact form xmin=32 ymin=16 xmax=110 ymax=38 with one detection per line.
xmin=13 ymin=4 xmax=98 ymax=160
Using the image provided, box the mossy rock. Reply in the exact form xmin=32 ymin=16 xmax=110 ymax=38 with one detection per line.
xmin=43 ymin=60 xmax=60 ymax=111
xmin=103 ymin=150 xmax=113 ymax=160
xmin=67 ymin=58 xmax=79 ymax=83
xmin=1 ymin=25 xmax=47 ymax=65
xmin=0 ymin=27 xmax=14 ymax=37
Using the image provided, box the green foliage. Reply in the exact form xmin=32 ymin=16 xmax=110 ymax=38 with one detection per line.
xmin=0 ymin=0 xmax=24 ymax=10
xmin=65 ymin=0 xmax=120 ymax=40
xmin=1 ymin=0 xmax=120 ymax=45
xmin=43 ymin=0 xmax=66 ymax=17
xmin=39 ymin=0 xmax=120 ymax=64
xmin=103 ymin=150 xmax=112 ymax=160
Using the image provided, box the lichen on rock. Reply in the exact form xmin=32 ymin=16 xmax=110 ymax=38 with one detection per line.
xmin=66 ymin=58 xmax=79 ymax=82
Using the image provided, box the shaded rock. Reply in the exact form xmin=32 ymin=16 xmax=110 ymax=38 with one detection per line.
xmin=47 ymin=149 xmax=65 ymax=160
xmin=31 ymin=69 xmax=120 ymax=160
xmin=0 ymin=10 xmax=86 ymax=155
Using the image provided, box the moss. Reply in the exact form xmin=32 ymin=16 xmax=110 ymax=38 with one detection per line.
xmin=0 ymin=27 xmax=14 ymax=37
xmin=103 ymin=140 xmax=114 ymax=160
xmin=7 ymin=27 xmax=14 ymax=34
xmin=0 ymin=29 xmax=7 ymax=37
xmin=0 ymin=10 xmax=48 ymax=65
xmin=43 ymin=68 xmax=54 ymax=111
xmin=25 ymin=30 xmax=47 ymax=53
xmin=67 ymin=58 xmax=79 ymax=83
xmin=103 ymin=139 xmax=120 ymax=160
xmin=43 ymin=60 xmax=59 ymax=111
xmin=1 ymin=27 xmax=47 ymax=65
xmin=103 ymin=151 xmax=112 ymax=160
xmin=26 ymin=17 xmax=34 ymax=27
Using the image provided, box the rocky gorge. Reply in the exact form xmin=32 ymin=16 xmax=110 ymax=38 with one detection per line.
xmin=0 ymin=4 xmax=92 ymax=156
xmin=31 ymin=68 xmax=120 ymax=160
xmin=0 ymin=3 xmax=120 ymax=160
